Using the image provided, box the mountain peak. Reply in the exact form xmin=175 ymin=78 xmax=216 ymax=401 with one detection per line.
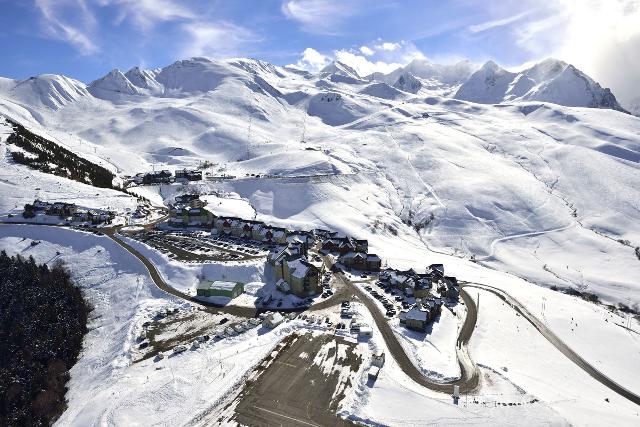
xmin=456 ymin=57 xmax=627 ymax=112
xmin=88 ymin=68 xmax=140 ymax=99
xmin=320 ymin=61 xmax=360 ymax=79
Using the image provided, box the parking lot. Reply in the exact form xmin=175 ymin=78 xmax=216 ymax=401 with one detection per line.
xmin=124 ymin=230 xmax=269 ymax=263
xmin=232 ymin=333 xmax=361 ymax=426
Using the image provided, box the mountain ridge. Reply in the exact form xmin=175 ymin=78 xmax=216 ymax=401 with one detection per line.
xmin=0 ymin=56 xmax=628 ymax=113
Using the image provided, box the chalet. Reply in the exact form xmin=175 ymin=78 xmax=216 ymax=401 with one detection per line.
xmin=340 ymin=251 xmax=383 ymax=272
xmin=241 ymin=220 xmax=262 ymax=239
xmin=175 ymin=169 xmax=203 ymax=181
xmin=366 ymin=254 xmax=381 ymax=271
xmin=47 ymin=202 xmax=77 ymax=217
xmin=321 ymin=238 xmax=340 ymax=253
xmin=354 ymin=239 xmax=368 ymax=253
xmin=414 ymin=278 xmax=432 ymax=299
xmin=169 ymin=195 xmax=213 ymax=227
xmin=274 ymin=254 xmax=324 ymax=297
xmin=186 ymin=207 xmax=214 ymax=227
xmin=261 ymin=226 xmax=288 ymax=244
xmin=444 ymin=276 xmax=460 ymax=300
xmin=372 ymin=351 xmax=385 ymax=368
xmin=250 ymin=222 xmax=265 ymax=240
xmin=213 ymin=216 xmax=240 ymax=234
xmin=287 ymin=231 xmax=314 ymax=253
xmin=338 ymin=239 xmax=356 ymax=255
xmin=32 ymin=200 xmax=51 ymax=211
xmin=142 ymin=170 xmax=172 ymax=184
xmin=339 ymin=251 xmax=367 ymax=270
xmin=229 ymin=218 xmax=245 ymax=237
xmin=174 ymin=194 xmax=206 ymax=207
xmin=404 ymin=308 xmax=429 ymax=332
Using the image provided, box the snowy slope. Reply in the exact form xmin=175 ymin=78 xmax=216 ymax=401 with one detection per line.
xmin=0 ymin=56 xmax=639 ymax=309
xmin=1 ymin=54 xmax=640 ymax=426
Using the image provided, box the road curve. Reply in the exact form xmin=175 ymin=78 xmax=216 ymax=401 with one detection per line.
xmin=339 ymin=272 xmax=480 ymax=394
xmin=103 ymin=228 xmax=259 ymax=318
xmin=462 ymin=282 xmax=640 ymax=406
xmin=2 ymin=221 xmax=480 ymax=395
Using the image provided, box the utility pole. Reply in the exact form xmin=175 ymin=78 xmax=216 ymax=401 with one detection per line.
xmin=300 ymin=109 xmax=307 ymax=143
xmin=246 ymin=116 xmax=252 ymax=160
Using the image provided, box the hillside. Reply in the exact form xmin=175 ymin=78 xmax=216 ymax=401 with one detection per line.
xmin=0 ymin=56 xmax=639 ymax=308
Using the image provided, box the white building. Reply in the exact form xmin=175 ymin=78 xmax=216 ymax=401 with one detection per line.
xmin=263 ymin=312 xmax=284 ymax=329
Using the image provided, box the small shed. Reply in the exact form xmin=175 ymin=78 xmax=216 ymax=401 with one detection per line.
xmin=372 ymin=350 xmax=385 ymax=368
xmin=197 ymin=280 xmax=244 ymax=299
xmin=358 ymin=326 xmax=373 ymax=338
xmin=263 ymin=312 xmax=284 ymax=329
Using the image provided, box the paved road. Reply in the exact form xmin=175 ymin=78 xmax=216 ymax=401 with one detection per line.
xmin=103 ymin=226 xmax=260 ymax=318
xmin=232 ymin=333 xmax=360 ymax=426
xmin=462 ymin=282 xmax=640 ymax=406
xmin=337 ymin=272 xmax=480 ymax=394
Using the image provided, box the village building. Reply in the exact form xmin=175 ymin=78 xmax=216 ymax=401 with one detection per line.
xmin=23 ymin=200 xmax=114 ymax=224
xmin=175 ymin=168 xmax=203 ymax=181
xmin=273 ymin=254 xmax=324 ymax=297
xmin=141 ymin=170 xmax=173 ymax=185
xmin=263 ymin=312 xmax=284 ymax=329
xmin=339 ymin=251 xmax=367 ymax=270
xmin=168 ymin=195 xmax=213 ymax=227
xmin=404 ymin=308 xmax=430 ymax=332
xmin=196 ymin=280 xmax=244 ymax=299
xmin=413 ymin=277 xmax=432 ymax=298
xmin=358 ymin=326 xmax=373 ymax=338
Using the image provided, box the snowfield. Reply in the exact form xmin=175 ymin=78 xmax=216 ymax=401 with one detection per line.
xmin=0 ymin=225 xmax=288 ymax=427
xmin=2 ymin=56 xmax=638 ymax=307
xmin=1 ymin=54 xmax=640 ymax=425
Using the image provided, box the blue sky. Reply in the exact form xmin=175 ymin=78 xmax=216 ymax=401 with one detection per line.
xmin=0 ymin=0 xmax=638 ymax=105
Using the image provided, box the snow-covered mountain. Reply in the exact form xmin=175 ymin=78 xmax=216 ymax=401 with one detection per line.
xmin=1 ymin=55 xmax=639 ymax=309
xmin=455 ymin=58 xmax=626 ymax=112
xmin=368 ymin=59 xmax=475 ymax=96
xmin=0 ymin=74 xmax=90 ymax=110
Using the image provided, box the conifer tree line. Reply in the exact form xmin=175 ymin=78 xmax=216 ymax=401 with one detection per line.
xmin=0 ymin=251 xmax=89 ymax=426
xmin=5 ymin=118 xmax=115 ymax=188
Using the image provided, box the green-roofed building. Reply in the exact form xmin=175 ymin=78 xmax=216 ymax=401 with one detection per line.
xmin=196 ymin=280 xmax=244 ymax=299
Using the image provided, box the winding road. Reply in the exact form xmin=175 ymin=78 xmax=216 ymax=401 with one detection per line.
xmin=2 ymin=220 xmax=638 ymax=407
xmin=461 ymin=281 xmax=640 ymax=406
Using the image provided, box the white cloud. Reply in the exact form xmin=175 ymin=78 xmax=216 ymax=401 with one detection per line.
xmin=376 ymin=42 xmax=400 ymax=51
xmin=359 ymin=46 xmax=374 ymax=56
xmin=334 ymin=50 xmax=403 ymax=76
xmin=289 ymin=47 xmax=332 ymax=72
xmin=291 ymin=40 xmax=426 ymax=76
xmin=180 ymin=21 xmax=257 ymax=58
xmin=98 ymin=0 xmax=195 ymax=32
xmin=281 ymin=0 xmax=362 ymax=34
xmin=513 ymin=0 xmax=640 ymax=107
xmin=468 ymin=10 xmax=531 ymax=33
xmin=35 ymin=0 xmax=99 ymax=55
